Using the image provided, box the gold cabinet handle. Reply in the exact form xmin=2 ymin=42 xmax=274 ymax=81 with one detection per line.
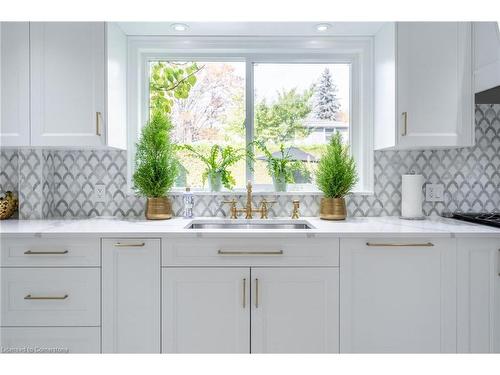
xmin=242 ymin=278 xmax=246 ymax=308
xmin=401 ymin=111 xmax=408 ymax=136
xmin=24 ymin=250 xmax=69 ymax=255
xmin=366 ymin=242 xmax=434 ymax=247
xmin=24 ymin=294 xmax=68 ymax=300
xmin=114 ymin=242 xmax=146 ymax=247
xmin=255 ymin=278 xmax=259 ymax=308
xmin=96 ymin=112 xmax=102 ymax=136
xmin=217 ymin=250 xmax=283 ymax=256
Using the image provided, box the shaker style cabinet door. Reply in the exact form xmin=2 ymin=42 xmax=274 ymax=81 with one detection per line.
xmin=162 ymin=268 xmax=250 ymax=353
xmin=251 ymin=267 xmax=339 ymax=353
xmin=30 ymin=22 xmax=105 ymax=147
xmin=457 ymin=238 xmax=500 ymax=353
xmin=0 ymin=22 xmax=30 ymax=147
xmin=396 ymin=22 xmax=473 ymax=149
xmin=340 ymin=238 xmax=457 ymax=353
xmin=102 ymin=239 xmax=161 ymax=353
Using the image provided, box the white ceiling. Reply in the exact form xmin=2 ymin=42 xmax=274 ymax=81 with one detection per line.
xmin=117 ymin=22 xmax=386 ymax=36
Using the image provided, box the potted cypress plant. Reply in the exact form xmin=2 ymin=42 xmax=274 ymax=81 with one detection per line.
xmin=133 ymin=111 xmax=179 ymax=220
xmin=316 ymin=132 xmax=358 ymax=220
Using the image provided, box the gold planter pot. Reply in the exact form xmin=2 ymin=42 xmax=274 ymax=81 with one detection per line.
xmin=320 ymin=197 xmax=347 ymax=220
xmin=145 ymin=197 xmax=172 ymax=220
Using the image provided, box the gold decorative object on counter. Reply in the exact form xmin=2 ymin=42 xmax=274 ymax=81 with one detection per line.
xmin=145 ymin=197 xmax=172 ymax=220
xmin=320 ymin=197 xmax=347 ymax=220
xmin=0 ymin=191 xmax=18 ymax=220
xmin=222 ymin=181 xmax=276 ymax=219
xmin=291 ymin=200 xmax=300 ymax=219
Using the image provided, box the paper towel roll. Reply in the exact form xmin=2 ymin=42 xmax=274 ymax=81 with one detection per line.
xmin=401 ymin=174 xmax=424 ymax=219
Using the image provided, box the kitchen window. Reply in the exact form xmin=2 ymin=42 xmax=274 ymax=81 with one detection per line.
xmin=128 ymin=37 xmax=374 ymax=193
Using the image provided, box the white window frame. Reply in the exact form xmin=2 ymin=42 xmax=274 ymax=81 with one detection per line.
xmin=127 ymin=36 xmax=374 ymax=194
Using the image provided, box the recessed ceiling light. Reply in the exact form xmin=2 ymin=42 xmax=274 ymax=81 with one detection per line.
xmin=315 ymin=23 xmax=332 ymax=32
xmin=171 ymin=23 xmax=189 ymax=32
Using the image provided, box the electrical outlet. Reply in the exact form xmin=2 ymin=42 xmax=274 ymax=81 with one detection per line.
xmin=426 ymin=183 xmax=444 ymax=202
xmin=94 ymin=184 xmax=106 ymax=203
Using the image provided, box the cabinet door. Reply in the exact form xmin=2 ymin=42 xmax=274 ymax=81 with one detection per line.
xmin=30 ymin=22 xmax=105 ymax=147
xmin=397 ymin=22 xmax=473 ymax=149
xmin=251 ymin=267 xmax=339 ymax=353
xmin=102 ymin=239 xmax=160 ymax=353
xmin=457 ymin=238 xmax=500 ymax=353
xmin=162 ymin=268 xmax=250 ymax=353
xmin=340 ymin=238 xmax=457 ymax=353
xmin=474 ymin=22 xmax=500 ymax=93
xmin=0 ymin=22 xmax=30 ymax=147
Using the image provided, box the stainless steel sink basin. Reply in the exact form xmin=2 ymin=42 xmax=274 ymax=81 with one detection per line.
xmin=186 ymin=221 xmax=314 ymax=230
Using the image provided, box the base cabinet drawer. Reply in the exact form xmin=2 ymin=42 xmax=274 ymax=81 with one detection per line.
xmin=0 ymin=327 xmax=100 ymax=353
xmin=1 ymin=238 xmax=100 ymax=267
xmin=162 ymin=237 xmax=339 ymax=267
xmin=1 ymin=268 xmax=100 ymax=326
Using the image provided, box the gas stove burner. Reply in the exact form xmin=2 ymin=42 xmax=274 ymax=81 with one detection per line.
xmin=451 ymin=212 xmax=500 ymax=228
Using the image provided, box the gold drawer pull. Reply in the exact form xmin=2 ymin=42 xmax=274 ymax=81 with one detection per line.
xmin=366 ymin=242 xmax=434 ymax=247
xmin=217 ymin=250 xmax=283 ymax=255
xmin=255 ymin=278 xmax=259 ymax=308
xmin=114 ymin=242 xmax=146 ymax=247
xmin=24 ymin=250 xmax=69 ymax=255
xmin=242 ymin=278 xmax=246 ymax=309
xmin=24 ymin=294 xmax=68 ymax=300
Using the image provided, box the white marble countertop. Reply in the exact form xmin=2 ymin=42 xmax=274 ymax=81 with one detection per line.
xmin=1 ymin=216 xmax=499 ymax=238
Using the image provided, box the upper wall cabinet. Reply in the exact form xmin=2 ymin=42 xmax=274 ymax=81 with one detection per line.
xmin=0 ymin=22 xmax=30 ymax=147
xmin=0 ymin=22 xmax=127 ymax=149
xmin=473 ymin=22 xmax=500 ymax=93
xmin=374 ymin=22 xmax=474 ymax=150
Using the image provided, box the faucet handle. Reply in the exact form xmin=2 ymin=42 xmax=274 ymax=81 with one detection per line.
xmin=222 ymin=199 xmax=238 ymax=219
xmin=258 ymin=198 xmax=276 ymax=219
xmin=291 ymin=199 xmax=300 ymax=219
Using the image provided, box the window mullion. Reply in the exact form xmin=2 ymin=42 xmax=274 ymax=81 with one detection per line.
xmin=245 ymin=58 xmax=255 ymax=184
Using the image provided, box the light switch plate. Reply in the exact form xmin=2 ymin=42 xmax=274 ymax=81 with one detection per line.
xmin=426 ymin=183 xmax=444 ymax=202
xmin=94 ymin=184 xmax=106 ymax=203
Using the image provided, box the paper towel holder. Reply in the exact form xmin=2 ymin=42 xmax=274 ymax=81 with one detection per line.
xmin=400 ymin=171 xmax=425 ymax=220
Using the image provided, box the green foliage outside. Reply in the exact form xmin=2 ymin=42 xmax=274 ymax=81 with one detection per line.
xmin=253 ymin=141 xmax=305 ymax=184
xmin=133 ymin=112 xmax=179 ymax=197
xmin=254 ymin=88 xmax=313 ymax=144
xmin=316 ymin=132 xmax=358 ymax=198
xmin=150 ymin=62 xmax=203 ymax=115
xmin=182 ymin=144 xmax=250 ymax=190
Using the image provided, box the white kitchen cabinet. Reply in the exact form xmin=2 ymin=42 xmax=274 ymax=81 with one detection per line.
xmin=162 ymin=268 xmax=250 ymax=353
xmin=1 ymin=267 xmax=100 ymax=327
xmin=474 ymin=22 xmax=500 ymax=93
xmin=457 ymin=238 xmax=500 ymax=353
xmin=0 ymin=22 xmax=30 ymax=147
xmin=30 ymin=22 xmax=106 ymax=147
xmin=340 ymin=238 xmax=457 ymax=353
xmin=0 ymin=327 xmax=100 ymax=353
xmin=102 ymin=239 xmax=160 ymax=353
xmin=251 ymin=267 xmax=339 ymax=353
xmin=374 ymin=22 xmax=474 ymax=150
xmin=7 ymin=22 xmax=127 ymax=149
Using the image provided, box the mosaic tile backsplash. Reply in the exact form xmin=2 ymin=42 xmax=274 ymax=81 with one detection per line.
xmin=1 ymin=104 xmax=499 ymax=219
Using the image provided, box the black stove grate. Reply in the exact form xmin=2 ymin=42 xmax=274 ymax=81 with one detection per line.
xmin=451 ymin=212 xmax=500 ymax=228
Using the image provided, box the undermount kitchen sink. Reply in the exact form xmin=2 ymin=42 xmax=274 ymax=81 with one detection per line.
xmin=185 ymin=220 xmax=314 ymax=230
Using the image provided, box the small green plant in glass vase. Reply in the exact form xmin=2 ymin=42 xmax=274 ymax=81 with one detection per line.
xmin=133 ymin=111 xmax=179 ymax=220
xmin=254 ymin=141 xmax=305 ymax=192
xmin=183 ymin=144 xmax=249 ymax=192
xmin=316 ymin=132 xmax=358 ymax=220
